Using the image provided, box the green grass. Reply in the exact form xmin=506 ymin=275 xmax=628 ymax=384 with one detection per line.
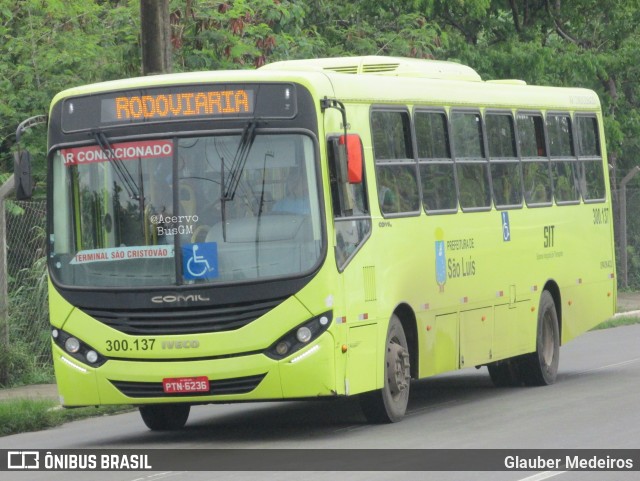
xmin=0 ymin=399 xmax=133 ymax=437
xmin=592 ymin=315 xmax=640 ymax=330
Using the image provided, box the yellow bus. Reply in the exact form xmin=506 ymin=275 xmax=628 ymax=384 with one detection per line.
xmin=17 ymin=56 xmax=616 ymax=429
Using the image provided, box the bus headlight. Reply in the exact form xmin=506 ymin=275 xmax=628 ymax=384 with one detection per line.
xmin=51 ymin=327 xmax=107 ymax=368
xmin=296 ymin=327 xmax=312 ymax=343
xmin=64 ymin=337 xmax=81 ymax=353
xmin=266 ymin=311 xmax=333 ymax=360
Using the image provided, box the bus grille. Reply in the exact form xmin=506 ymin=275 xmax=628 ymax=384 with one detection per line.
xmin=82 ymin=297 xmax=285 ymax=335
xmin=110 ymin=374 xmax=266 ymax=398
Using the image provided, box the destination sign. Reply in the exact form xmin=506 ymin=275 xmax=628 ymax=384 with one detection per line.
xmin=104 ymin=88 xmax=254 ymax=123
xmin=60 ymin=83 xmax=297 ymax=132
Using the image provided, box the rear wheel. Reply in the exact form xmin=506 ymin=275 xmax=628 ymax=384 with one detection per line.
xmin=487 ymin=359 xmax=521 ymax=387
xmin=360 ymin=315 xmax=411 ymax=423
xmin=139 ymin=404 xmax=190 ymax=431
xmin=520 ymin=290 xmax=560 ymax=386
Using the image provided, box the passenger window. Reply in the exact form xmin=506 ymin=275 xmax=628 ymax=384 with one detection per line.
xmin=452 ymin=111 xmax=484 ymax=158
xmin=371 ymin=110 xmax=420 ymax=215
xmin=415 ymin=110 xmax=457 ymax=213
xmin=517 ymin=113 xmax=552 ymax=206
xmin=486 ymin=113 xmax=522 ymax=208
xmin=486 ymin=113 xmax=517 ymax=158
xmin=547 ymin=114 xmax=580 ymax=203
xmin=451 ymin=111 xmax=491 ymax=210
xmin=575 ymin=115 xmax=605 ymax=201
xmin=576 ymin=116 xmax=599 ymax=156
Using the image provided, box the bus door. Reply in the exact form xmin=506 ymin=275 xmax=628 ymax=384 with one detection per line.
xmin=327 ymin=134 xmax=377 ymax=394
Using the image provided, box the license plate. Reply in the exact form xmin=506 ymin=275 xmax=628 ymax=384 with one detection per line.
xmin=162 ymin=376 xmax=210 ymax=394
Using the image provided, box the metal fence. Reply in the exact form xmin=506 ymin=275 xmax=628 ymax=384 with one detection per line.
xmin=0 ymin=199 xmax=49 ymax=383
xmin=613 ymin=187 xmax=640 ymax=289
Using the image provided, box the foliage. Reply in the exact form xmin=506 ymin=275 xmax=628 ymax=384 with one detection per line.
xmin=169 ymin=0 xmax=313 ymax=69
xmin=0 ymin=0 xmax=140 ymax=185
xmin=2 ymin=0 xmax=640 ymax=280
xmin=1 ymin=252 xmax=51 ymax=386
xmin=2 ymin=1 xmax=640 ymax=186
xmin=0 ymin=398 xmax=132 ymax=436
xmin=2 ymin=209 xmax=50 ymax=386
xmin=0 ymin=339 xmax=53 ymax=388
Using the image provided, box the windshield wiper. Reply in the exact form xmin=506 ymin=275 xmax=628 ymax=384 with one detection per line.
xmin=220 ymin=121 xmax=259 ymax=242
xmin=222 ymin=121 xmax=258 ymax=202
xmin=92 ymin=131 xmax=140 ymax=200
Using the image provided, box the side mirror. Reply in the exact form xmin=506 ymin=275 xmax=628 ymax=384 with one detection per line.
xmin=13 ymin=114 xmax=47 ymax=200
xmin=13 ymin=150 xmax=34 ymax=200
xmin=338 ymin=134 xmax=363 ymax=184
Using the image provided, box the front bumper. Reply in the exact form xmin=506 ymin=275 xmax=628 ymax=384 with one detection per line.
xmin=53 ymin=332 xmax=337 ymax=406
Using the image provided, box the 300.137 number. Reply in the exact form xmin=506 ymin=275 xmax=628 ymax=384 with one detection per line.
xmin=105 ymin=338 xmax=155 ymax=352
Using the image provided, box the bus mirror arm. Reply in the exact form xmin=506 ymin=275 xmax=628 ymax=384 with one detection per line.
xmin=320 ymin=98 xmax=363 ymax=185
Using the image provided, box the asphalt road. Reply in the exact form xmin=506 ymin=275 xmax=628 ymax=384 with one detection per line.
xmin=1 ymin=324 xmax=639 ymax=481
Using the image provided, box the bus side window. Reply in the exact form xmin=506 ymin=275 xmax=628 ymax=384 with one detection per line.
xmin=451 ymin=110 xmax=491 ymax=210
xmin=486 ymin=112 xmax=523 ymax=208
xmin=547 ymin=113 xmax=580 ymax=204
xmin=575 ymin=115 xmax=605 ymax=202
xmin=328 ymin=136 xmax=371 ymax=270
xmin=415 ymin=110 xmax=457 ymax=213
xmin=371 ymin=110 xmax=420 ymax=216
xmin=517 ymin=112 xmax=552 ymax=206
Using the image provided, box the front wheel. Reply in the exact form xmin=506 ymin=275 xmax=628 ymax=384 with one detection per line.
xmin=139 ymin=404 xmax=190 ymax=431
xmin=360 ymin=315 xmax=411 ymax=423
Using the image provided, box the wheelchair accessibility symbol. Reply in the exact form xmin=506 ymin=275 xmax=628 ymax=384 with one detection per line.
xmin=182 ymin=242 xmax=218 ymax=280
xmin=502 ymin=211 xmax=511 ymax=242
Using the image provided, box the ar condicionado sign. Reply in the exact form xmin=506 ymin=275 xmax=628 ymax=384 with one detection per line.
xmin=61 ymin=140 xmax=173 ymax=166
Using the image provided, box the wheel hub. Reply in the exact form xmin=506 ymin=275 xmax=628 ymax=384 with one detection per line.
xmin=387 ymin=342 xmax=410 ymax=396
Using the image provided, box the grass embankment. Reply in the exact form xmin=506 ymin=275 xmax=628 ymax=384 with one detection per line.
xmin=0 ymin=399 xmax=133 ymax=437
xmin=592 ymin=315 xmax=640 ymax=330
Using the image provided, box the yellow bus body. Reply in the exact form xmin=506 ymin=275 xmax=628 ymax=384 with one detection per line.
xmin=47 ymin=57 xmax=615 ymax=418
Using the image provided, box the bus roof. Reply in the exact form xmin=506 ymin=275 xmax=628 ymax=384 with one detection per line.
xmin=260 ymin=55 xmax=483 ymax=82
xmin=51 ymin=56 xmax=601 ymax=113
xmin=261 ymin=56 xmax=600 ymax=112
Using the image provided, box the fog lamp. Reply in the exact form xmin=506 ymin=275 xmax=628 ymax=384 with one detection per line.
xmin=85 ymin=350 xmax=99 ymax=364
xmin=275 ymin=341 xmax=289 ymax=356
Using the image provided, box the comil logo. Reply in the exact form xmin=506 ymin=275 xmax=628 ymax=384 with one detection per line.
xmin=8 ymin=451 xmax=39 ymax=469
xmin=150 ymin=294 xmax=210 ymax=304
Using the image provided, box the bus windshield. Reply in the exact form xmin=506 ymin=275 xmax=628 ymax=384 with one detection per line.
xmin=49 ymin=133 xmax=323 ymax=288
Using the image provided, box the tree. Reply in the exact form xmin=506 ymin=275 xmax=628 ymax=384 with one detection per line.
xmin=141 ymin=0 xmax=172 ymax=74
xmin=0 ymin=0 xmax=140 ymax=182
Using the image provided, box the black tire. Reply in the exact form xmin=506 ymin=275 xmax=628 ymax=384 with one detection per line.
xmin=487 ymin=359 xmax=521 ymax=387
xmin=520 ymin=290 xmax=560 ymax=386
xmin=360 ymin=315 xmax=411 ymax=423
xmin=139 ymin=404 xmax=190 ymax=431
